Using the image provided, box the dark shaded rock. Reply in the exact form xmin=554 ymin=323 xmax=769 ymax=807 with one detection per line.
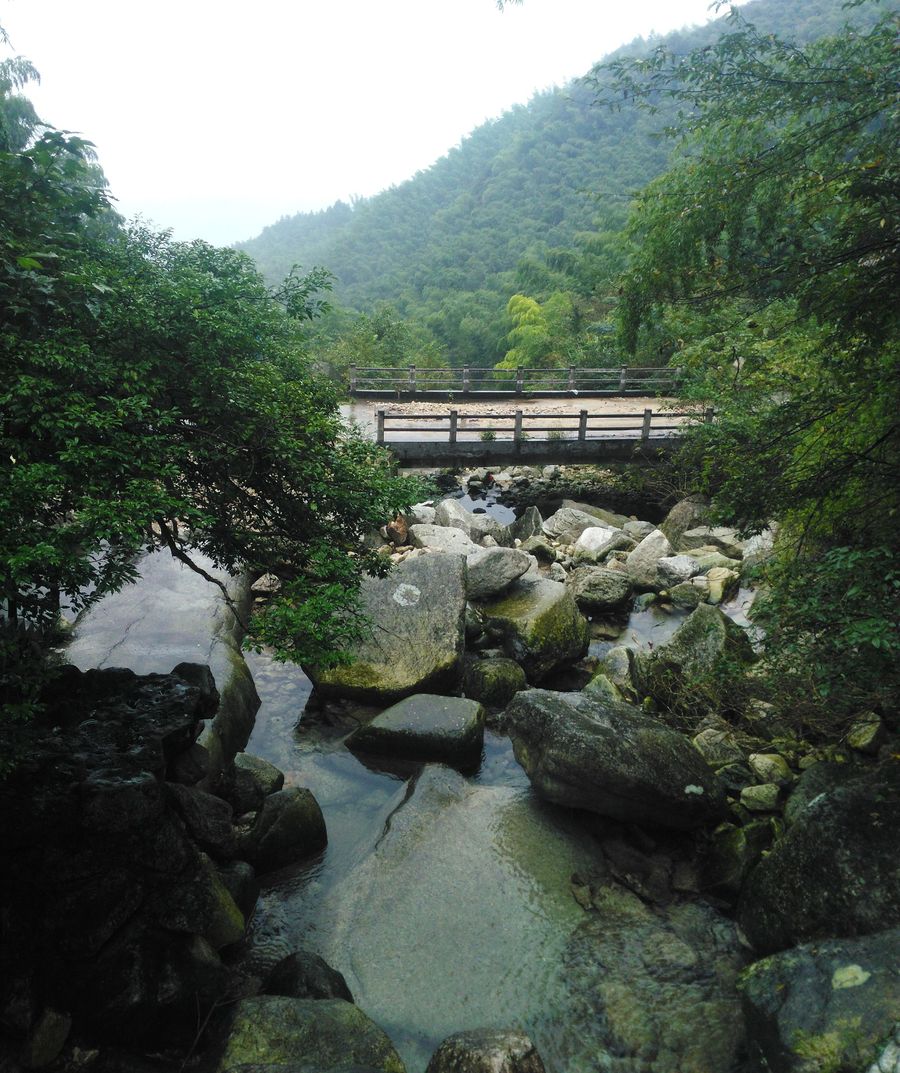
xmin=237 ymin=788 xmax=327 ymax=874
xmin=19 ymin=1008 xmax=71 ymax=1070
xmin=307 ymin=554 xmax=467 ymax=704
xmin=151 ymin=852 xmax=245 ymax=949
xmin=171 ymin=661 xmax=220 ymax=717
xmin=783 ymin=761 xmax=862 ymax=827
xmin=264 ymin=950 xmax=353 ymax=1003
xmin=519 ymin=536 xmax=557 ymax=562
xmin=462 ymin=656 xmax=527 ymax=710
xmin=739 ymin=763 xmax=900 ymax=953
xmin=505 ymin=689 xmax=727 ymax=829
xmin=739 ymin=929 xmax=900 ymax=1073
xmin=348 ymin=694 xmax=485 ymax=766
xmin=235 ymin=752 xmax=285 ymax=797
xmin=425 ymin=1028 xmax=546 ymax=1073
xmin=168 ymin=741 xmax=210 ymax=786
xmin=168 ymin=782 xmax=235 ymax=858
xmin=218 ymin=860 xmax=260 ymax=920
xmin=704 ymin=820 xmax=775 ymax=898
xmin=214 ymin=997 xmax=405 ymax=1072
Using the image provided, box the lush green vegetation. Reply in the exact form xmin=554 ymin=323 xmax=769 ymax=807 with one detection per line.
xmin=604 ymin=0 xmax=898 ymax=729
xmin=0 ymin=47 xmax=422 ymax=726
xmin=238 ymin=0 xmax=875 ymax=376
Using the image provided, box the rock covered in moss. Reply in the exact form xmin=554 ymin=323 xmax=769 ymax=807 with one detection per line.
xmin=347 ymin=694 xmax=485 ymax=766
xmin=505 ymin=689 xmax=727 ymax=829
xmin=307 ymin=553 xmax=466 ymax=703
xmin=476 ymin=578 xmax=589 ymax=682
xmin=462 ymin=656 xmax=528 ymax=710
xmin=738 ymin=929 xmax=900 ymax=1073
xmin=215 ymin=996 xmax=405 ymax=1072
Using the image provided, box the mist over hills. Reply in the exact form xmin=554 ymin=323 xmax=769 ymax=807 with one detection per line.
xmin=237 ymin=0 xmax=869 ymax=367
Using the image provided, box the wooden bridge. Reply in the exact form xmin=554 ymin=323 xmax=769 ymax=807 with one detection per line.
xmin=349 ymin=364 xmax=682 ymax=398
xmin=373 ymin=405 xmax=713 ymax=466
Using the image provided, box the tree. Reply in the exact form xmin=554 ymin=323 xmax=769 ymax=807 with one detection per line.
xmin=598 ymin=0 xmax=899 ymax=724
xmin=1 ymin=60 xmax=423 ymax=724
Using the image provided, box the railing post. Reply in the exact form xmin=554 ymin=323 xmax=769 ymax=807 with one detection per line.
xmin=578 ymin=409 xmax=588 ymax=442
xmin=408 ymin=365 xmax=416 ymax=394
xmin=619 ymin=365 xmax=628 ymax=393
xmin=568 ymin=366 xmax=576 ymax=392
xmin=514 ymin=409 xmax=523 ymax=443
xmin=641 ymin=408 xmax=653 ymax=441
xmin=674 ymin=366 xmax=684 ymax=392
xmin=376 ymin=409 xmax=385 ymax=445
xmin=705 ymin=407 xmax=715 ymax=424
xmin=462 ymin=366 xmax=470 ymax=393
xmin=449 ymin=409 xmax=458 ymax=444
xmin=349 ymin=364 xmax=357 ymax=394
xmin=516 ymin=367 xmax=524 ymax=395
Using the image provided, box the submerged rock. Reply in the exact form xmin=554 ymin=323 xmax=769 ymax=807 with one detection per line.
xmin=264 ymin=950 xmax=354 ymax=1003
xmin=215 ymin=996 xmax=405 ymax=1072
xmin=308 ymin=554 xmax=467 ymax=703
xmin=739 ymin=929 xmax=900 ymax=1073
xmin=505 ymin=689 xmax=726 ymax=829
xmin=347 ymin=694 xmax=485 ymax=766
xmin=426 ymin=1028 xmax=546 ymax=1073
xmin=476 ymin=578 xmax=589 ymax=681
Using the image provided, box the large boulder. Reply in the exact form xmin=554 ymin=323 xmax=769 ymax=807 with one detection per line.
xmin=307 ymin=554 xmax=467 ymax=703
xmin=346 ymin=694 xmax=485 ymax=766
xmin=504 ymin=689 xmax=727 ymax=829
xmin=560 ymin=500 xmax=631 ymax=528
xmin=541 ymin=507 xmax=602 ymax=545
xmin=237 ymin=788 xmax=327 ymax=875
xmin=264 ymin=950 xmax=354 ymax=1003
xmin=566 ymin=566 xmax=634 ymax=612
xmin=572 ymin=527 xmax=634 ymax=564
xmin=678 ymin=526 xmax=745 ymax=560
xmin=466 ymin=547 xmax=533 ymax=600
xmin=475 ymin=578 xmax=589 ymax=681
xmin=738 ymin=929 xmax=900 ymax=1073
xmin=434 ymin=498 xmax=507 ymax=545
xmin=215 ymin=996 xmax=405 ymax=1072
xmin=635 ymin=603 xmax=756 ymax=711
xmin=426 ymin=1029 xmax=546 ymax=1073
xmin=408 ymin=524 xmax=477 ymax=555
xmin=623 ymin=529 xmax=674 ymax=590
xmin=505 ymin=505 xmax=543 ymax=544
xmin=659 ymin=494 xmax=712 ymax=547
xmin=738 ymin=764 xmax=900 ymax=953
xmin=656 ymin=554 xmax=698 ymax=588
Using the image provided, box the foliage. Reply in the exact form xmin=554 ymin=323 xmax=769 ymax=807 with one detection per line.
xmin=1 ymin=62 xmax=426 ymax=727
xmin=598 ymin=0 xmax=899 ymax=726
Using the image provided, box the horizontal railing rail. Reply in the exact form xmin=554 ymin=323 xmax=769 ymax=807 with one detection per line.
xmin=375 ymin=406 xmax=713 ymax=445
xmin=349 ymin=365 xmax=682 ymax=396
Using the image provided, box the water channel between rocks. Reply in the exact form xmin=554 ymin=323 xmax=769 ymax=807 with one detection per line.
xmin=243 ymin=489 xmax=754 ymax=1071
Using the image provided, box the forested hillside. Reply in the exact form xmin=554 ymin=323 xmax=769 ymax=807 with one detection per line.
xmin=237 ymin=0 xmax=871 ymax=370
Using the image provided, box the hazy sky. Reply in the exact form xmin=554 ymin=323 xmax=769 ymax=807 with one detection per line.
xmin=2 ymin=0 xmax=737 ymax=245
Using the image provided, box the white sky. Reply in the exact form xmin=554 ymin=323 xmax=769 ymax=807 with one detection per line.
xmin=1 ymin=0 xmax=735 ymax=246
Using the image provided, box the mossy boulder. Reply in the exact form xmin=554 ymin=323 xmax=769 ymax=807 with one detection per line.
xmin=462 ymin=656 xmax=528 ymax=710
xmin=738 ymin=929 xmax=900 ymax=1073
xmin=566 ymin=566 xmax=634 ymax=612
xmin=237 ymin=788 xmax=327 ymax=875
xmin=307 ymin=554 xmax=467 ymax=703
xmin=347 ymin=694 xmax=485 ymax=766
xmin=476 ymin=578 xmax=589 ymax=682
xmin=635 ymin=603 xmax=756 ymax=715
xmin=505 ymin=689 xmax=727 ymax=829
xmin=215 ymin=996 xmax=405 ymax=1072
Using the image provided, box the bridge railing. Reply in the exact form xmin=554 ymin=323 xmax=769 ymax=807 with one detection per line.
xmin=350 ymin=365 xmax=682 ymax=396
xmin=375 ymin=406 xmax=713 ymax=445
